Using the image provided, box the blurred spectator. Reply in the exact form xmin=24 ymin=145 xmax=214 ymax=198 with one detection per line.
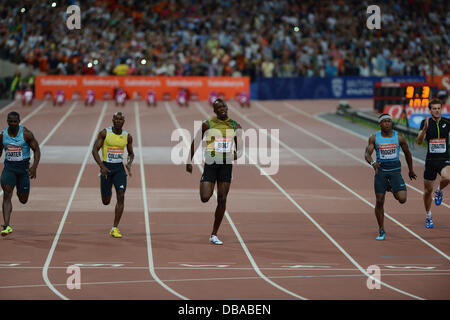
xmin=0 ymin=0 xmax=447 ymax=80
xmin=10 ymin=70 xmax=21 ymax=99
xmin=113 ymin=59 xmax=129 ymax=76
xmin=261 ymin=59 xmax=274 ymax=78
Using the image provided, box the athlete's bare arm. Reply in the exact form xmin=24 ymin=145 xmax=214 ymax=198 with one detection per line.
xmin=125 ymin=134 xmax=134 ymax=177
xmin=364 ymin=134 xmax=380 ymax=173
xmin=92 ymin=129 xmax=110 ymax=177
xmin=399 ymin=134 xmax=417 ymax=180
xmin=0 ymin=132 xmax=3 ymax=158
xmin=23 ymin=127 xmax=40 ymax=179
xmin=417 ymin=115 xmax=428 ymax=145
xmin=186 ymin=121 xmax=209 ymax=173
xmin=234 ymin=123 xmax=242 ymax=161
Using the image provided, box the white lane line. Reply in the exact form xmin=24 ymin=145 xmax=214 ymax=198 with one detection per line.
xmin=200 ymin=101 xmax=424 ymax=300
xmin=253 ymin=101 xmax=450 ymax=260
xmin=42 ymin=102 xmax=107 ymax=300
xmin=3 ymin=266 xmax=448 ymax=271
xmin=3 ymin=272 xmax=449 ymax=290
xmin=0 ymin=100 xmax=18 ymax=114
xmin=135 ymin=102 xmax=188 ymax=300
xmin=20 ymin=100 xmax=47 ymax=123
xmin=40 ymin=102 xmax=78 ymax=147
xmin=184 ymin=102 xmax=307 ymax=300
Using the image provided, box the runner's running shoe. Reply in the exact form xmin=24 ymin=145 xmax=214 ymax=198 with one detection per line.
xmin=1 ymin=225 xmax=13 ymax=237
xmin=209 ymin=235 xmax=223 ymax=245
xmin=376 ymin=229 xmax=385 ymax=240
xmin=426 ymin=218 xmax=434 ymax=229
xmin=434 ymin=190 xmax=443 ymax=206
xmin=110 ymin=227 xmax=122 ymax=238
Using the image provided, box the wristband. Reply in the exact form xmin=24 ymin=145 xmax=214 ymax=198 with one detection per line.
xmin=370 ymin=160 xmax=377 ymax=166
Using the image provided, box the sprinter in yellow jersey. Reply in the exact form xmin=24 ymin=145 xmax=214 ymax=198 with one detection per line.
xmin=92 ymin=112 xmax=134 ymax=238
xmin=186 ymin=99 xmax=242 ymax=245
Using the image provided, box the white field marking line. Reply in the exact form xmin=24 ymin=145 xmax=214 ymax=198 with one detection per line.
xmin=282 ymin=101 xmax=449 ymax=208
xmin=3 ymin=272 xmax=450 ymax=291
xmin=217 ymin=102 xmax=425 ymax=300
xmin=20 ymin=100 xmax=47 ymax=123
xmin=64 ymin=261 xmax=134 ymax=263
xmin=253 ymin=101 xmax=450 ymax=261
xmin=168 ymin=101 xmax=307 ymax=300
xmin=3 ymin=266 xmax=449 ymax=272
xmin=135 ymin=102 xmax=188 ymax=300
xmin=0 ymin=100 xmax=17 ymax=114
xmin=39 ymin=102 xmax=78 ymax=147
xmin=42 ymin=102 xmax=107 ymax=300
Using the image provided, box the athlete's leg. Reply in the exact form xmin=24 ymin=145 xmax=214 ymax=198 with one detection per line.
xmin=17 ymin=193 xmax=29 ymax=204
xmin=1 ymin=168 xmax=17 ymax=227
xmin=211 ymin=181 xmax=230 ymax=236
xmin=439 ymin=165 xmax=450 ymax=191
xmin=16 ymin=169 xmax=30 ymax=204
xmin=375 ymin=193 xmax=386 ymax=230
xmin=423 ymin=179 xmax=434 ymax=212
xmin=111 ymin=168 xmax=127 ymax=228
xmin=100 ymin=174 xmax=112 ymax=205
xmin=390 ymin=171 xmax=407 ymax=204
xmin=1 ymin=185 xmax=14 ymax=227
xmin=113 ymin=189 xmax=125 ymax=228
xmin=393 ymin=190 xmax=407 ymax=204
xmin=200 ymin=181 xmax=215 ymax=203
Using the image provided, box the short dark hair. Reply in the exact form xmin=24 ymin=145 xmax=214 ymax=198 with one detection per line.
xmin=213 ymin=98 xmax=225 ymax=109
xmin=429 ymin=98 xmax=442 ymax=109
xmin=7 ymin=111 xmax=20 ymax=120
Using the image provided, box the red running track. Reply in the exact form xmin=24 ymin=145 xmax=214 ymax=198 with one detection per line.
xmin=0 ymin=98 xmax=448 ymax=300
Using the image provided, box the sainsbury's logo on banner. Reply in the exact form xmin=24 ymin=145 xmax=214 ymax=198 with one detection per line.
xmin=124 ymin=79 xmax=162 ymax=86
xmin=166 ymin=79 xmax=203 ymax=87
xmin=427 ymin=75 xmax=450 ymax=90
xmin=41 ymin=78 xmax=78 ymax=86
xmin=208 ymin=80 xmax=245 ymax=87
xmin=383 ymin=104 xmax=450 ymax=119
xmin=82 ymin=79 xmax=120 ymax=86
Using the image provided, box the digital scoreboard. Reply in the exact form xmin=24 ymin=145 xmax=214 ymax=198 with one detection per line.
xmin=373 ymin=82 xmax=437 ymax=113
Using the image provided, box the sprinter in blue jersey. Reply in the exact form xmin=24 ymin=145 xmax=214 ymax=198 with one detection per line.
xmin=0 ymin=111 xmax=40 ymax=237
xmin=365 ymin=114 xmax=417 ymax=240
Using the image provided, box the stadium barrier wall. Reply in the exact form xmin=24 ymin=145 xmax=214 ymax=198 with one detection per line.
xmin=35 ymin=76 xmax=250 ymax=100
xmin=255 ymin=76 xmax=426 ymax=100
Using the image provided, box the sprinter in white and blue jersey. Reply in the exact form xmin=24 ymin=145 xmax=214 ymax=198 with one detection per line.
xmin=365 ymin=114 xmax=417 ymax=240
xmin=0 ymin=111 xmax=40 ymax=237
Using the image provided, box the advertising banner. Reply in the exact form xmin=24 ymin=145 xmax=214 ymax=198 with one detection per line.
xmin=35 ymin=76 xmax=250 ymax=100
xmin=256 ymin=76 xmax=426 ymax=100
xmin=382 ymin=104 xmax=450 ymax=129
xmin=427 ymin=75 xmax=450 ymax=91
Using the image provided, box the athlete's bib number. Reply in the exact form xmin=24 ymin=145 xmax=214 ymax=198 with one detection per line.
xmin=107 ymin=148 xmax=124 ymax=163
xmin=429 ymin=139 xmax=447 ymax=153
xmin=5 ymin=146 xmax=23 ymax=161
xmin=379 ymin=144 xmax=397 ymax=160
xmin=214 ymin=137 xmax=232 ymax=153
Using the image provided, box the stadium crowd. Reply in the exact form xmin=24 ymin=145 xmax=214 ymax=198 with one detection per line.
xmin=0 ymin=0 xmax=448 ymax=81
